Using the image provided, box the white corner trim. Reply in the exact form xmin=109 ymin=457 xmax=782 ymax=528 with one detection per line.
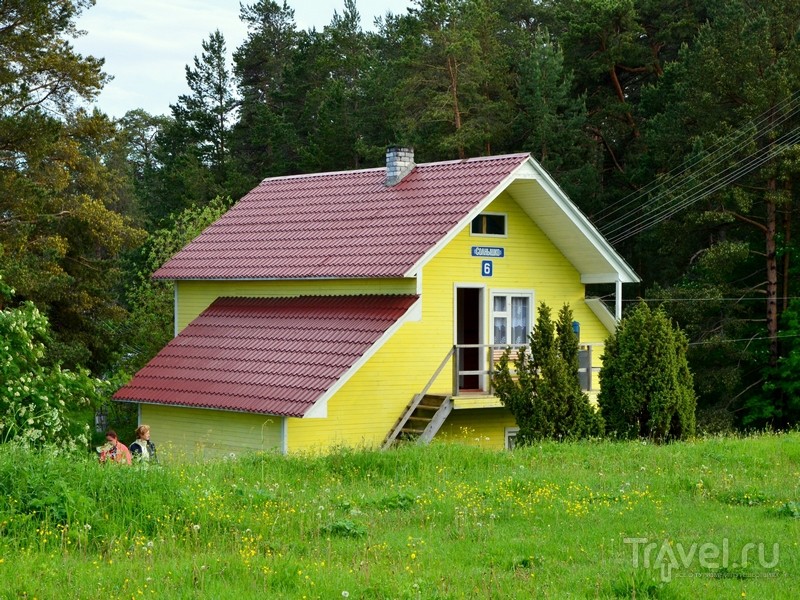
xmin=302 ymin=297 xmax=423 ymax=419
xmin=281 ymin=417 xmax=288 ymax=455
xmin=585 ymin=297 xmax=617 ymax=333
xmin=173 ymin=284 xmax=179 ymax=338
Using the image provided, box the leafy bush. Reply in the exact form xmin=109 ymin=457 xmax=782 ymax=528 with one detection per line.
xmin=598 ymin=302 xmax=696 ymax=441
xmin=493 ymin=303 xmax=603 ymax=444
xmin=777 ymin=501 xmax=800 ymax=519
xmin=320 ymin=519 xmax=366 ymax=538
xmin=0 ymin=277 xmax=109 ymax=450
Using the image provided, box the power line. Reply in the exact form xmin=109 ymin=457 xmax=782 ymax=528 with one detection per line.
xmin=688 ymin=333 xmax=800 ymax=346
xmin=605 ymin=125 xmax=800 ymax=244
xmin=594 ymin=90 xmax=800 ymax=228
xmin=603 ymin=123 xmax=800 ymax=240
xmin=593 ymin=296 xmax=800 ymax=303
xmin=595 ymin=89 xmax=800 ymax=223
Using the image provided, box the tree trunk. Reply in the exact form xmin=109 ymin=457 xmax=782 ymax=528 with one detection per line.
xmin=782 ymin=179 xmax=792 ymax=311
xmin=447 ymin=55 xmax=464 ymax=159
xmin=609 ymin=65 xmax=639 ymax=138
xmin=765 ymin=178 xmax=779 ymax=367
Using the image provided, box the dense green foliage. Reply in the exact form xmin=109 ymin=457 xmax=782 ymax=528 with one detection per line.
xmin=0 ymin=277 xmax=109 ymax=450
xmin=118 ymin=196 xmax=232 ymax=374
xmin=493 ymin=303 xmax=603 ymax=443
xmin=0 ymin=0 xmax=145 ymax=371
xmin=1 ymin=0 xmax=799 ymax=434
xmin=0 ymin=434 xmax=798 ymax=597
xmin=747 ymin=300 xmax=800 ymax=427
xmin=599 ymin=302 xmax=697 ymax=441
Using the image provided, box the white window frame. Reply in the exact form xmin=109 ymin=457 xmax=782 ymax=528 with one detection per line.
xmin=505 ymin=427 xmax=519 ymax=450
xmin=490 ymin=289 xmax=534 ymax=347
xmin=470 ymin=212 xmax=508 ymax=238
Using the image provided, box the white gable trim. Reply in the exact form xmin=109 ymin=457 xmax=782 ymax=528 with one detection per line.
xmin=585 ymin=297 xmax=618 ymax=333
xmin=302 ymin=297 xmax=423 ymax=418
xmin=403 ymin=162 xmax=526 ymax=277
xmin=581 ymin=273 xmax=628 ymax=284
xmin=404 ymin=156 xmax=638 ymax=284
xmin=525 ymin=158 xmax=638 ymax=283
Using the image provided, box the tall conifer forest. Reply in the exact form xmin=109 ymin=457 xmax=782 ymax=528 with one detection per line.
xmin=2 ymin=0 xmax=799 ymax=432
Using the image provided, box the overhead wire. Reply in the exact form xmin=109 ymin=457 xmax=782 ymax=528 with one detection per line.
xmin=605 ymin=126 xmax=800 ymax=244
xmin=600 ymin=103 xmax=800 ymax=239
xmin=594 ymin=89 xmax=800 ymax=223
xmin=593 ymin=90 xmax=800 ymax=229
xmin=594 ymin=296 xmax=800 ymax=303
xmin=687 ymin=333 xmax=800 ymax=346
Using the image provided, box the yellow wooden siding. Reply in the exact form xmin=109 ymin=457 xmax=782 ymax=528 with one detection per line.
xmin=287 ymin=190 xmax=610 ymax=452
xmin=436 ymin=407 xmax=517 ymax=449
xmin=422 ymin=191 xmax=611 ymax=393
xmin=286 ymin=313 xmax=435 ymax=452
xmin=141 ymin=404 xmax=283 ymax=461
xmin=176 ymin=278 xmax=416 ymax=332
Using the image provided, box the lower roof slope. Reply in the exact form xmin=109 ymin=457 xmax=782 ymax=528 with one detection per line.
xmin=113 ymin=295 xmax=418 ymax=417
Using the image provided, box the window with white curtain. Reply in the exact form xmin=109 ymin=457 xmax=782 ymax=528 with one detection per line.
xmin=491 ymin=292 xmax=532 ymax=345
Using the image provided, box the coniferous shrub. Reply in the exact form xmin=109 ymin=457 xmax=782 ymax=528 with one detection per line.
xmin=598 ymin=302 xmax=696 ymax=441
xmin=493 ymin=303 xmax=603 ymax=445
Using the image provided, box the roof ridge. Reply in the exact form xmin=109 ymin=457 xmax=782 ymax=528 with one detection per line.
xmin=214 ymin=293 xmax=419 ymax=300
xmin=256 ymin=152 xmax=531 ymax=184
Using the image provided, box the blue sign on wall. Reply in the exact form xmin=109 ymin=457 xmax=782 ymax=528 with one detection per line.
xmin=481 ymin=260 xmax=493 ymax=277
xmin=471 ymin=246 xmax=504 ymax=258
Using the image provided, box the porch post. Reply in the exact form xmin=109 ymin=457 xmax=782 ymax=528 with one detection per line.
xmin=615 ymin=278 xmax=623 ymax=322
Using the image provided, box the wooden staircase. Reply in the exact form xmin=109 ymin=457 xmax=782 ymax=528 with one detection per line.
xmin=382 ymin=393 xmax=454 ymax=449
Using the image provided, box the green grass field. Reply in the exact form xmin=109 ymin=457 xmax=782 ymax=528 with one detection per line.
xmin=0 ymin=432 xmax=798 ymax=599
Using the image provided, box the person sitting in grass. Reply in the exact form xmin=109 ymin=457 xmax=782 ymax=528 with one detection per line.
xmin=98 ymin=429 xmax=132 ymax=465
xmin=130 ymin=424 xmax=158 ymax=464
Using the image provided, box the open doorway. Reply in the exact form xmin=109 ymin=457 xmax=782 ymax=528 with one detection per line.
xmin=456 ymin=287 xmax=483 ymax=392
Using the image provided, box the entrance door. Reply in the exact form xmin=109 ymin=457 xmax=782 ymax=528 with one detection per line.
xmin=456 ymin=287 xmax=483 ymax=392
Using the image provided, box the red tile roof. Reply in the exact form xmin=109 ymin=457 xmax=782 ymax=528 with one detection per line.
xmin=113 ymin=295 xmax=419 ymax=417
xmin=153 ymin=153 xmax=530 ymax=280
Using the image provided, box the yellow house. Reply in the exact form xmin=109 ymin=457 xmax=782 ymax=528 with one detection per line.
xmin=113 ymin=149 xmax=638 ymax=458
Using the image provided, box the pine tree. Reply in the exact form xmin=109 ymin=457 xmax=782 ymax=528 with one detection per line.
xmin=493 ymin=303 xmax=603 ymax=444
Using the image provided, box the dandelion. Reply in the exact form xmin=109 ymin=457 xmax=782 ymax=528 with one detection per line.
xmin=192 ymin=524 xmax=201 ymax=532
xmin=342 ymin=592 xmax=350 ymax=598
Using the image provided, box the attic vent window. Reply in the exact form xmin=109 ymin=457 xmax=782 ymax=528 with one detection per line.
xmin=471 ymin=213 xmax=506 ymax=236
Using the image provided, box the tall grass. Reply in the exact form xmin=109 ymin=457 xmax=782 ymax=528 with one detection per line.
xmin=0 ymin=433 xmax=798 ymax=598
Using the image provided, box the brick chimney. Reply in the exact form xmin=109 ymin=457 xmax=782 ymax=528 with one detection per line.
xmin=385 ymin=146 xmax=415 ymax=186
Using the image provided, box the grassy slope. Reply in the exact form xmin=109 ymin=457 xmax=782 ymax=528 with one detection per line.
xmin=0 ymin=433 xmax=798 ymax=599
